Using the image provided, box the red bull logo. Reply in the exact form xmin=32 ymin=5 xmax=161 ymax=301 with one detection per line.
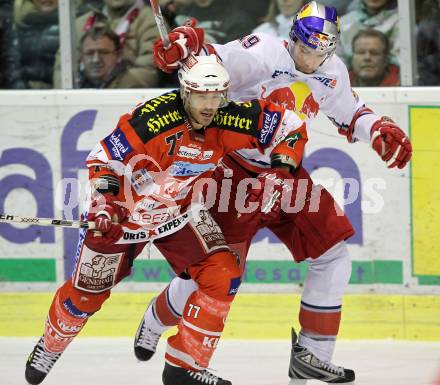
xmin=266 ymin=87 xmax=297 ymax=110
xmin=300 ymin=92 xmax=320 ymax=119
xmin=263 ymin=82 xmax=320 ymax=120
xmin=308 ymin=32 xmax=331 ymax=50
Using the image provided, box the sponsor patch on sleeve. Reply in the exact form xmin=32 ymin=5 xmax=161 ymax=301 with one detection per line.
xmin=102 ymin=127 xmax=133 ymax=162
xmin=259 ymin=109 xmax=281 ymax=146
xmin=228 ymin=277 xmax=241 ymax=295
xmin=284 ymin=132 xmax=302 ymax=149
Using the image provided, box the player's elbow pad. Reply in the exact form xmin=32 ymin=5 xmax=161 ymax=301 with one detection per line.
xmin=92 ymin=174 xmax=120 ymax=196
xmin=270 ymin=153 xmax=297 ymax=175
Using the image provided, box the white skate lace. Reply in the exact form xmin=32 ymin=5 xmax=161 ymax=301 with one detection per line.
xmin=137 ymin=324 xmax=160 ymax=351
xmin=30 ymin=340 xmax=61 ymax=374
xmin=320 ymin=360 xmax=345 ymax=377
xmin=188 ymin=369 xmax=220 ymax=384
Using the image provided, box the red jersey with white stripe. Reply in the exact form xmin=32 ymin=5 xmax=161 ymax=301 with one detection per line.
xmin=86 ymin=90 xmax=307 ymax=229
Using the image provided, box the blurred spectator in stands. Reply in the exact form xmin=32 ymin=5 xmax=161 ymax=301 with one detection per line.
xmin=0 ymin=0 xmax=25 ymax=88
xmin=319 ymin=0 xmax=358 ymax=15
xmin=253 ymin=0 xmax=305 ymax=40
xmin=0 ymin=1 xmax=10 ymax=88
xmin=416 ymin=0 xmax=440 ymax=85
xmin=338 ymin=0 xmax=399 ymax=67
xmin=153 ymin=0 xmax=190 ymax=29
xmin=241 ymin=0 xmax=271 ymax=26
xmin=174 ymin=0 xmax=256 ymax=44
xmin=78 ymin=25 xmax=143 ymax=88
xmin=14 ymin=0 xmax=60 ymax=88
xmin=349 ymin=29 xmax=399 ymax=86
xmin=53 ymin=0 xmax=162 ymax=88
xmin=77 ymin=0 xmax=104 ymax=16
xmin=158 ymin=0 xmax=269 ymax=30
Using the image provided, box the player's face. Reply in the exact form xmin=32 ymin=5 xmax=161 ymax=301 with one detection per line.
xmin=187 ymin=91 xmax=224 ymax=128
xmin=291 ymin=40 xmax=328 ymax=74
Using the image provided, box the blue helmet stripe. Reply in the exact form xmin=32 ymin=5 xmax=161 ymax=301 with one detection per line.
xmin=306 ymin=16 xmax=324 ymax=32
xmin=325 ymin=6 xmax=338 ymax=23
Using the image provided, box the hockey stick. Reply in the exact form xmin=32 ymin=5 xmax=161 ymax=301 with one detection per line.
xmin=0 ymin=213 xmax=95 ymax=229
xmin=149 ymin=0 xmax=199 ymax=71
xmin=149 ymin=0 xmax=170 ymax=47
xmin=0 ymin=209 xmax=196 ymax=245
xmin=261 ymin=190 xmax=281 ymax=214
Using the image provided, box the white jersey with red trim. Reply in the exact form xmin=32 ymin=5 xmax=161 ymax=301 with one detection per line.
xmin=209 ymin=33 xmax=381 ymax=145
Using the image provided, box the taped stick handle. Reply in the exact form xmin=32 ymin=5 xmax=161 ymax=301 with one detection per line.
xmin=0 ymin=213 xmax=95 ymax=230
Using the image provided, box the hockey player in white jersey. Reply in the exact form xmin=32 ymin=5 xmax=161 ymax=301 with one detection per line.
xmin=134 ymin=2 xmax=412 ymax=384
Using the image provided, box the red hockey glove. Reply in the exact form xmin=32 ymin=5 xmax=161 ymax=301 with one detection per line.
xmin=87 ymin=194 xmax=127 ymax=247
xmin=237 ymin=169 xmax=291 ymax=224
xmin=153 ymin=25 xmax=204 ymax=73
xmin=370 ymin=117 xmax=412 ymax=169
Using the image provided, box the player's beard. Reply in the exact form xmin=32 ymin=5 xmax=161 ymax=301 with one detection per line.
xmin=184 ymin=98 xmax=211 ymax=130
xmin=188 ymin=110 xmax=209 ymax=130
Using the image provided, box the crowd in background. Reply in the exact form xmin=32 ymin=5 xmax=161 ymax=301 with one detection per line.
xmin=0 ymin=0 xmax=438 ymax=89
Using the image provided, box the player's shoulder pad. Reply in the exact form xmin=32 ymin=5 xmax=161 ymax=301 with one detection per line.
xmin=320 ymin=54 xmax=348 ymax=82
xmin=255 ymin=32 xmax=283 ymax=44
xmin=243 ymin=33 xmax=285 ymax=59
xmin=128 ymin=90 xmax=185 ymax=143
xmin=211 ymin=99 xmax=261 ymax=136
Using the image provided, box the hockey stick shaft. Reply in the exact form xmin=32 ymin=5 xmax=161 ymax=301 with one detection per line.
xmin=149 ymin=0 xmax=170 ymax=47
xmin=262 ymin=190 xmax=281 ymax=214
xmin=0 ymin=213 xmax=95 ymax=230
xmin=1 ymin=207 xmax=199 ymax=244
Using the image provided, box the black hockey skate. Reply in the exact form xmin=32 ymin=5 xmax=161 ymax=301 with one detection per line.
xmin=134 ymin=299 xmax=161 ymax=361
xmin=288 ymin=328 xmax=355 ymax=384
xmin=25 ymin=337 xmax=62 ymax=385
xmin=162 ymin=362 xmax=232 ymax=385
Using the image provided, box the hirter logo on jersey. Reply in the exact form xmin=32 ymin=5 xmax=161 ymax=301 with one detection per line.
xmin=103 ymin=127 xmax=133 ymax=161
xmin=259 ymin=109 xmax=281 ymax=146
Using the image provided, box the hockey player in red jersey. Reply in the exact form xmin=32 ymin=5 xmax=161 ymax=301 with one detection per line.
xmin=24 ymin=55 xmax=307 ymax=385
xmin=135 ymin=1 xmax=412 ymax=384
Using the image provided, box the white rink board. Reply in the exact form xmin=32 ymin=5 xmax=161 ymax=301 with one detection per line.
xmin=0 ymin=88 xmax=439 ymax=294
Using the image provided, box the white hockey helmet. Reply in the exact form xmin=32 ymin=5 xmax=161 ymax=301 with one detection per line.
xmin=178 ymin=54 xmax=230 ymax=92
